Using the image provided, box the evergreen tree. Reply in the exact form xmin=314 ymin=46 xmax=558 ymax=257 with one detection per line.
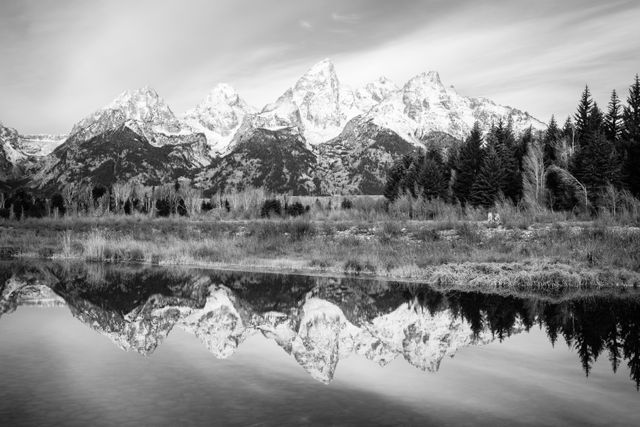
xmin=589 ymin=102 xmax=604 ymax=134
xmin=383 ymin=161 xmax=406 ymax=201
xmin=418 ymin=149 xmax=448 ymax=200
xmin=570 ymin=131 xmax=620 ymax=205
xmin=622 ymin=74 xmax=640 ymax=196
xmin=574 ymin=86 xmax=593 ymax=147
xmin=543 ymin=116 xmax=561 ymax=167
xmin=453 ymin=122 xmax=484 ymax=205
xmin=605 ymin=89 xmax=623 ymax=144
xmin=470 ymin=146 xmax=504 ymax=207
xmin=487 ymin=118 xmax=521 ymax=203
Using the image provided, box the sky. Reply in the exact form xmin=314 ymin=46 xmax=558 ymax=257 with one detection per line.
xmin=1 ymin=0 xmax=639 ymax=134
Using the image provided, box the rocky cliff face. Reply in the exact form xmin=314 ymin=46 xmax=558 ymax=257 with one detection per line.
xmin=0 ymin=124 xmax=24 ymax=181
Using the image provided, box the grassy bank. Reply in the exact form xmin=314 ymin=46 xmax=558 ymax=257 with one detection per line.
xmin=1 ymin=215 xmax=639 ymax=289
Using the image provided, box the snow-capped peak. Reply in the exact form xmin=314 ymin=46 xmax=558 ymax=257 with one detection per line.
xmin=203 ymin=83 xmax=243 ymax=107
xmin=364 ymin=69 xmax=546 ymax=144
xmin=413 ymin=70 xmax=443 ymax=87
xmin=242 ymin=58 xmax=351 ymax=145
xmin=292 ymin=58 xmax=342 ymax=131
xmin=69 ymin=86 xmax=203 ymax=150
xmin=303 ymin=58 xmax=336 ymax=78
xmin=183 ymin=83 xmax=256 ymax=155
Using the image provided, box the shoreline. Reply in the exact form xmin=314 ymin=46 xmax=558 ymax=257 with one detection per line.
xmin=2 ymin=216 xmax=639 ymax=291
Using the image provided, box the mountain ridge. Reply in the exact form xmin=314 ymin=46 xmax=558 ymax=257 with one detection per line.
xmin=1 ymin=59 xmax=547 ymax=195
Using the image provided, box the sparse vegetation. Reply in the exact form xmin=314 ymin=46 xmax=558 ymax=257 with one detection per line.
xmin=1 ymin=211 xmax=639 ymax=288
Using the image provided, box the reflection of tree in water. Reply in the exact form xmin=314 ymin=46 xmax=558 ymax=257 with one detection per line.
xmin=2 ymin=261 xmax=639 ymax=389
xmin=407 ymin=288 xmax=640 ymax=390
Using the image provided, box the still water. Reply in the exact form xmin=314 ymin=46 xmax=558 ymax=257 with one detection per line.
xmin=0 ymin=261 xmax=638 ymax=426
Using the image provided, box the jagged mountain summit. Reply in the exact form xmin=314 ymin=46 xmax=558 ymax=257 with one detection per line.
xmin=238 ymin=59 xmax=391 ymax=147
xmin=68 ymin=86 xmax=209 ymax=156
xmin=183 ymin=83 xmax=257 ymax=155
xmin=363 ymin=70 xmax=546 ymax=145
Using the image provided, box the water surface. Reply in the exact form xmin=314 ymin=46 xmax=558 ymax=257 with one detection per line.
xmin=0 ymin=261 xmax=638 ymax=426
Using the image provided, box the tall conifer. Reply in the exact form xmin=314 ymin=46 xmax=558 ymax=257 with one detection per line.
xmin=575 ymin=86 xmax=593 ymax=147
xmin=543 ymin=116 xmax=560 ymax=167
xmin=470 ymin=146 xmax=504 ymax=207
xmin=453 ymin=122 xmax=484 ymax=205
xmin=623 ymin=74 xmax=640 ymax=195
xmin=605 ymin=90 xmax=623 ymax=144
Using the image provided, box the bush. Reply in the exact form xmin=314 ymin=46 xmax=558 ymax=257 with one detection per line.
xmin=285 ymin=201 xmax=307 ymax=217
xmin=260 ymin=199 xmax=282 ymax=218
xmin=201 ymin=201 xmax=214 ymax=212
xmin=341 ymin=198 xmax=353 ymax=210
xmin=155 ymin=199 xmax=172 ymax=217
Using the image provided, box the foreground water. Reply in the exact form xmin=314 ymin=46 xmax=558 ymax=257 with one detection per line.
xmin=0 ymin=261 xmax=639 ymax=426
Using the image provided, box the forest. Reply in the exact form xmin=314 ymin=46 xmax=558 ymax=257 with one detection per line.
xmin=384 ymin=75 xmax=640 ymax=217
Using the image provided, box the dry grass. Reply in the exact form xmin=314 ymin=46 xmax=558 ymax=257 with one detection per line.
xmin=1 ymin=214 xmax=640 ymax=288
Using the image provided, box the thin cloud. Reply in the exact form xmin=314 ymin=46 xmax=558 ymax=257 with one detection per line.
xmin=331 ymin=12 xmax=359 ymax=24
xmin=298 ymin=20 xmax=313 ymax=30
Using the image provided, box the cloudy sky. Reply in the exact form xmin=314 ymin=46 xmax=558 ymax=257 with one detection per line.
xmin=1 ymin=0 xmax=639 ymax=134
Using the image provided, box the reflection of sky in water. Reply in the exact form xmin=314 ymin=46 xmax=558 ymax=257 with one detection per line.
xmin=1 ymin=307 xmax=637 ymax=427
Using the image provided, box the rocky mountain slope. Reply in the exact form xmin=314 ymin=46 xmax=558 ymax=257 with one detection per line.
xmin=30 ymin=125 xmax=204 ymax=192
xmin=196 ymin=126 xmax=321 ymax=195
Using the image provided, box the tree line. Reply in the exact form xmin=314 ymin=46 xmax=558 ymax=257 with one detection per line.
xmin=0 ymin=180 xmax=212 ymax=219
xmin=384 ymin=75 xmax=640 ymax=214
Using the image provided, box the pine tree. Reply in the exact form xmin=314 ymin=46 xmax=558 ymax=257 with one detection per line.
xmin=589 ymin=102 xmax=604 ymax=134
xmin=622 ymin=74 xmax=640 ymax=196
xmin=574 ymin=86 xmax=593 ymax=147
xmin=470 ymin=146 xmax=504 ymax=207
xmin=605 ymin=89 xmax=623 ymax=144
xmin=543 ymin=116 xmax=561 ymax=167
xmin=383 ymin=161 xmax=406 ymax=201
xmin=418 ymin=152 xmax=448 ymax=200
xmin=570 ymin=131 xmax=620 ymax=205
xmin=453 ymin=122 xmax=484 ymax=205
xmin=487 ymin=118 xmax=521 ymax=203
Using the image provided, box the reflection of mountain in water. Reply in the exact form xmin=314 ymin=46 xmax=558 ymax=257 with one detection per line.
xmin=1 ymin=261 xmax=639 ymax=387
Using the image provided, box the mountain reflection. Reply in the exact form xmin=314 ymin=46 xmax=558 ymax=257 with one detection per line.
xmin=1 ymin=261 xmax=639 ymax=388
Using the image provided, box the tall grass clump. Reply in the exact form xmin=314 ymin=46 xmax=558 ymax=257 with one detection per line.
xmin=83 ymin=230 xmax=108 ymax=261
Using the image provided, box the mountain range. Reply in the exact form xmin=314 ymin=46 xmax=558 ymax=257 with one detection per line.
xmin=0 ymin=59 xmax=546 ymax=195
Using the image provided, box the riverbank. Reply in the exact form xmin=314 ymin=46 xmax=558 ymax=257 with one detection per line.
xmin=1 ymin=216 xmax=639 ymax=289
